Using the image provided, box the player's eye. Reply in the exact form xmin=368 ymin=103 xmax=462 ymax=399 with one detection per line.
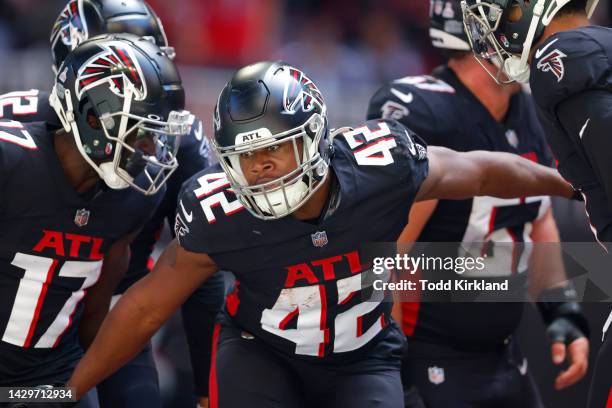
xmin=267 ymin=145 xmax=280 ymax=152
xmin=240 ymin=151 xmax=254 ymax=159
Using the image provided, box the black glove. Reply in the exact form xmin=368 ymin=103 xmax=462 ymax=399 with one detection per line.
xmin=537 ymin=285 xmax=590 ymax=344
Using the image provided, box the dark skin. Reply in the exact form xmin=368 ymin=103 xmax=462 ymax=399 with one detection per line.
xmin=66 ymin=131 xmax=577 ymax=399
xmin=52 ymin=128 xmax=138 ymax=350
xmin=53 ymin=130 xmax=99 ymax=194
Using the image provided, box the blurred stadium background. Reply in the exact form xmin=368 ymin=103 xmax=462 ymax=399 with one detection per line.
xmin=1 ymin=0 xmax=612 ymax=406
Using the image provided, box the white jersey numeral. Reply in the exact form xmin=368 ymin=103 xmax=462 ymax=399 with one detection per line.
xmin=2 ymin=253 xmax=102 ymax=348
xmin=0 ymin=90 xmax=39 ymax=117
xmin=343 ymin=122 xmax=397 ymax=166
xmin=194 ymin=172 xmax=244 ymax=224
xmin=260 ymin=270 xmax=386 ymax=357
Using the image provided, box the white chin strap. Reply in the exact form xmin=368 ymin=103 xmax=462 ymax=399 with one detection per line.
xmin=253 ymin=179 xmax=309 ymax=216
xmin=99 ymin=162 xmax=130 ymax=190
xmin=504 ymin=56 xmax=531 ymax=83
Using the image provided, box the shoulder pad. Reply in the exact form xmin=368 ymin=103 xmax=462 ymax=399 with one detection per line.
xmin=332 ymin=118 xmax=429 ymax=203
xmin=175 ymin=164 xmax=245 ymax=254
xmin=0 ymin=89 xmax=60 ymax=128
xmin=0 ymin=121 xmax=46 ymax=190
xmin=367 ymin=75 xmax=458 ymax=144
xmin=530 ymin=27 xmax=612 ymax=110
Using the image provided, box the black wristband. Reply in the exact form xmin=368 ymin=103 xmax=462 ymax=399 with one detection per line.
xmin=537 ymin=285 xmax=590 ymax=339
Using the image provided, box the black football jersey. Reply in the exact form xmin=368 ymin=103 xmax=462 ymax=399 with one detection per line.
xmin=0 ymin=88 xmax=212 ymax=293
xmin=530 ymin=26 xmax=612 ymax=245
xmin=0 ymin=121 xmax=162 ymax=385
xmin=0 ymin=89 xmax=61 ymax=130
xmin=368 ymin=66 xmax=552 ymax=347
xmin=119 ymin=115 xmax=213 ymax=292
xmin=176 ymin=119 xmax=428 ymax=362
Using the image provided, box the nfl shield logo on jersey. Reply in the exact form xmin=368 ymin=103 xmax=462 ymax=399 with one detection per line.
xmin=428 ymin=366 xmax=445 ymax=385
xmin=74 ymin=208 xmax=90 ymax=227
xmin=311 ymin=231 xmax=328 ymax=247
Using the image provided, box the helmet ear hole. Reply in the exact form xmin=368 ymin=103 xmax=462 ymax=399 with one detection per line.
xmin=508 ymin=2 xmax=525 ymax=22
xmin=86 ymin=109 xmax=102 ymax=130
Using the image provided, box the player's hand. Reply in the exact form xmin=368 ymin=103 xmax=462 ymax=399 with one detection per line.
xmin=197 ymin=396 xmax=209 ymax=408
xmin=548 ymin=317 xmax=589 ymax=390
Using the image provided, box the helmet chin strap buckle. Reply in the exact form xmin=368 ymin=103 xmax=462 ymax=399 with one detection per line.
xmin=504 ymin=57 xmax=531 ymax=84
xmin=99 ymin=162 xmax=130 ymax=190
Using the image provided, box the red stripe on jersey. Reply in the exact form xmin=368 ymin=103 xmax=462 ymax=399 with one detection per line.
xmin=209 ymin=323 xmax=221 ymax=408
xmin=52 ymin=288 xmax=88 ymax=348
xmin=318 ymin=284 xmax=328 ymax=358
xmin=605 ymin=386 xmax=612 ymax=408
xmin=225 ymin=280 xmax=240 ymax=317
xmin=278 ymin=307 xmax=299 ymax=330
xmin=23 ymin=259 xmax=59 ymax=348
xmin=400 ymin=267 xmax=422 ymax=336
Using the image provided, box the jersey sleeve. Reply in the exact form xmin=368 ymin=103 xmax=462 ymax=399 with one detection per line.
xmin=175 ymin=165 xmax=238 ymax=255
xmin=367 ymin=77 xmax=457 ymax=147
xmin=0 ymin=90 xmax=60 ymax=129
xmin=530 ymin=29 xmax=610 ymax=111
xmin=336 ymin=118 xmax=429 ymax=203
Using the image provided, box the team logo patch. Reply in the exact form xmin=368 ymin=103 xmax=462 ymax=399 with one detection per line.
xmin=74 ymin=208 xmax=90 ymax=227
xmin=311 ymin=231 xmax=328 ymax=247
xmin=174 ymin=213 xmax=190 ymax=238
xmin=536 ymin=48 xmax=567 ymax=83
xmin=381 ymin=100 xmax=409 ymax=121
xmin=76 ymin=42 xmax=147 ymax=101
xmin=282 ymin=67 xmax=324 ymax=115
xmin=428 ymin=366 xmax=445 ymax=385
xmin=50 ymin=0 xmax=87 ymax=50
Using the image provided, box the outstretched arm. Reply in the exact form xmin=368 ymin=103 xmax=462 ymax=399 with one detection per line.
xmin=415 ymin=146 xmax=574 ymax=202
xmin=67 ymin=239 xmax=217 ymax=399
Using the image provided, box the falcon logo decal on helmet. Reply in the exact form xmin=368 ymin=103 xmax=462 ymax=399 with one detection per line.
xmin=282 ymin=68 xmax=324 ymax=115
xmin=76 ymin=42 xmax=147 ymax=101
xmin=50 ymin=0 xmax=87 ymax=50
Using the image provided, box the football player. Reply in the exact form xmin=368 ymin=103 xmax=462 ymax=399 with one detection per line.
xmin=66 ymin=61 xmax=576 ymax=408
xmin=460 ymin=1 xmax=612 ymax=406
xmin=0 ymin=34 xmax=189 ymax=408
xmin=0 ymin=1 xmax=224 ymax=406
xmin=367 ymin=1 xmax=589 ymax=406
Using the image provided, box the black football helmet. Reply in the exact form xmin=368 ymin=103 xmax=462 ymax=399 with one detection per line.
xmin=50 ymin=0 xmax=173 ymax=73
xmin=212 ymin=61 xmax=332 ymax=220
xmin=460 ymin=0 xmax=599 ymax=83
xmin=49 ymin=33 xmax=192 ymax=195
xmin=430 ymin=0 xmax=471 ymax=51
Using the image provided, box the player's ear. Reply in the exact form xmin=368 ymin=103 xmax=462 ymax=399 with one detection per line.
xmin=86 ymin=111 xmax=101 ymax=130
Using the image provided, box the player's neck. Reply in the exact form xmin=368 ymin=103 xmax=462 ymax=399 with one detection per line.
xmin=532 ymin=13 xmax=590 ymax=55
xmin=54 ymin=131 xmax=100 ymax=194
xmin=448 ymin=57 xmax=518 ymax=123
xmin=292 ymin=172 xmax=332 ymax=221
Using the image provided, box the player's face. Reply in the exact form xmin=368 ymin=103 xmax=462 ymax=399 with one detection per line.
xmin=239 ymin=139 xmax=303 ymax=187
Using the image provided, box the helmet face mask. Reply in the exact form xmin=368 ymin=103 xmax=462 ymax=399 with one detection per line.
xmin=461 ymin=0 xmax=521 ymax=83
xmin=50 ymin=35 xmax=191 ymax=195
xmin=212 ymin=62 xmax=332 ymax=220
xmin=461 ymin=0 xmax=600 ymax=84
xmin=216 ymin=112 xmax=329 ymax=220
